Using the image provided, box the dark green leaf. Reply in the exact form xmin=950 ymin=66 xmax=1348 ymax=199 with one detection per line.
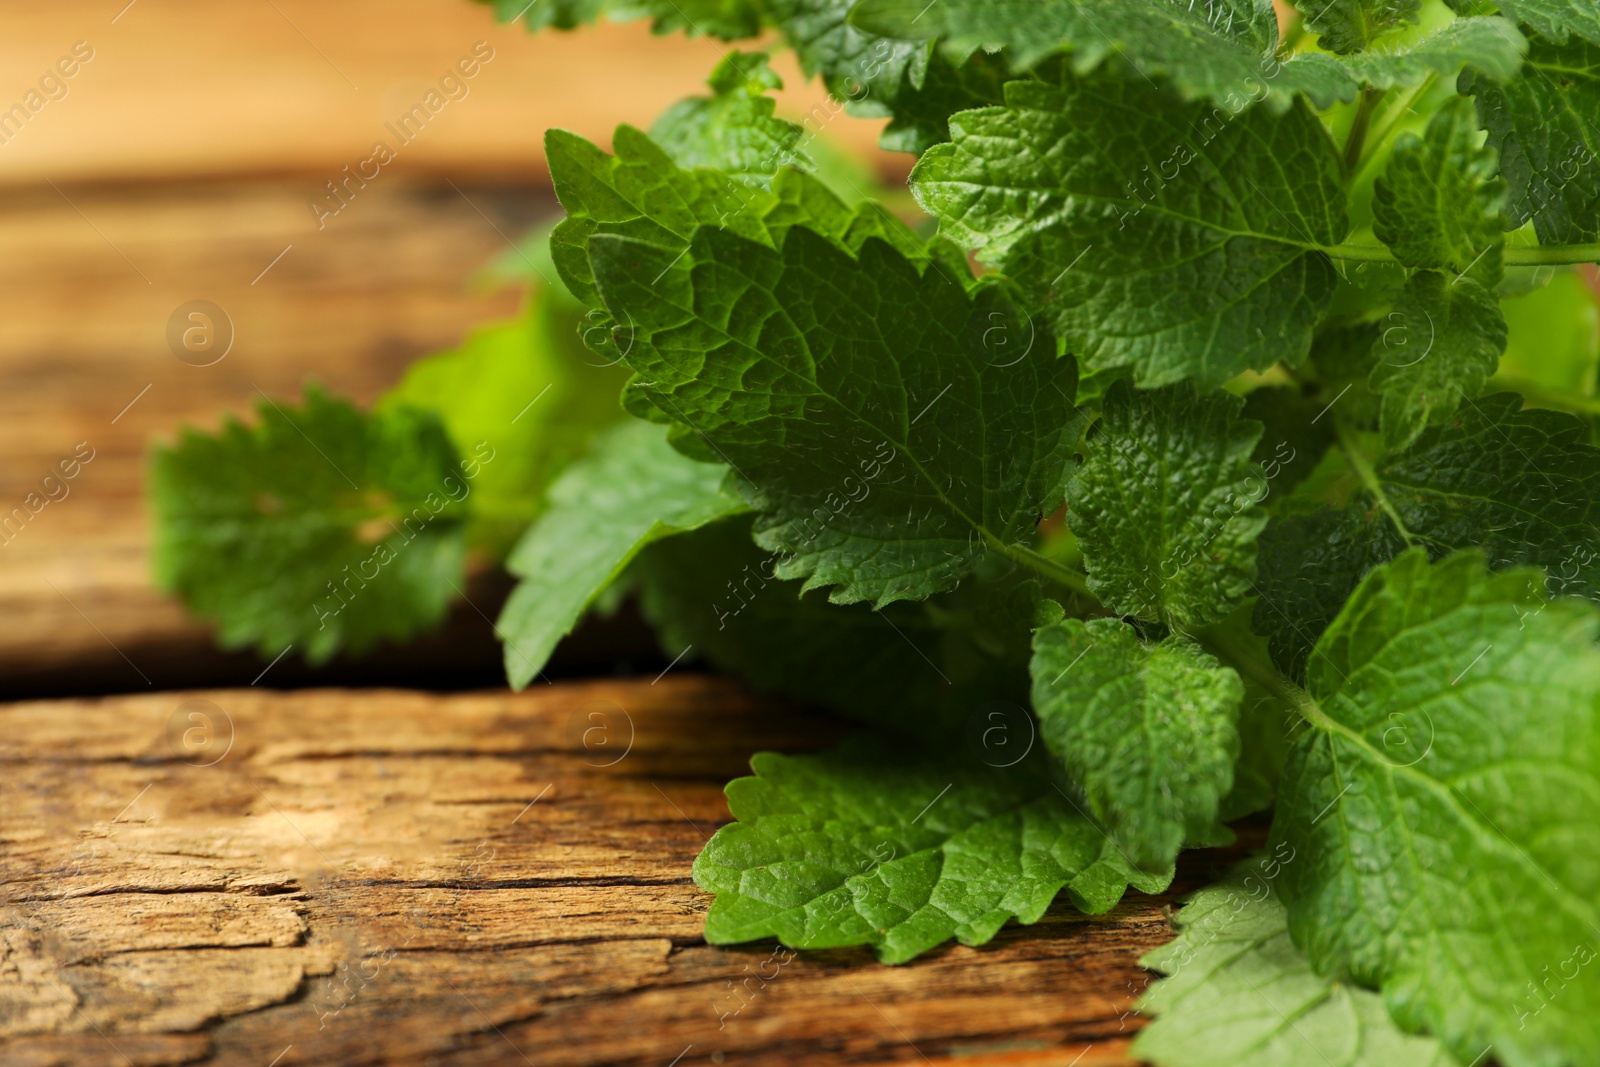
xmin=1253 ymin=393 xmax=1600 ymax=676
xmin=912 ymin=68 xmax=1347 ymax=387
xmin=589 ymin=223 xmax=1084 ymax=606
xmin=1068 ymin=381 xmax=1267 ymax=627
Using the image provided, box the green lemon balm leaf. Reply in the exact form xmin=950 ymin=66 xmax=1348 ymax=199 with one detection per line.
xmin=693 ymin=734 xmax=1171 ymax=964
xmin=589 ymin=223 xmax=1084 ymax=606
xmin=1134 ymin=863 xmax=1462 ymax=1067
xmin=150 ymin=388 xmax=468 ymax=664
xmin=649 ymin=51 xmax=808 ymax=187
xmin=912 ymin=68 xmax=1347 ymax=387
xmin=1467 ymin=36 xmax=1600 ymax=246
xmin=1253 ymin=394 xmax=1600 ymax=676
xmin=850 ymin=0 xmax=1359 ymax=111
xmin=1031 ymin=618 xmax=1244 ymax=871
xmin=1372 ymin=96 xmax=1507 ymax=284
xmin=496 ymin=420 xmax=745 ymax=687
xmin=1272 ymin=550 xmax=1600 ymax=1066
xmin=1368 ymin=271 xmax=1508 ymax=451
xmin=1068 ymin=381 xmax=1267 ymax=628
xmin=378 ymin=290 xmax=630 ymax=555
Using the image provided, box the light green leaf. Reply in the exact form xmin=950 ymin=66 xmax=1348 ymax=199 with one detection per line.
xmin=378 ymin=290 xmax=629 ymax=555
xmin=693 ymin=734 xmax=1171 ymax=964
xmin=1030 ymin=618 xmax=1243 ymax=871
xmin=1133 ymin=862 xmax=1461 ymax=1067
xmin=1305 ymin=0 xmax=1421 ymax=54
xmin=496 ymin=420 xmax=745 ymax=687
xmin=649 ymin=51 xmax=806 ymax=187
xmin=150 ymin=388 xmax=468 ymax=664
xmin=850 ymin=0 xmax=1359 ymax=111
xmin=588 ymin=223 xmax=1084 ymax=606
xmin=1467 ymin=36 xmax=1600 ymax=245
xmin=1373 ymin=96 xmax=1507 ymax=284
xmin=1338 ymin=16 xmax=1526 ymax=88
xmin=1272 ymin=549 xmax=1600 ymax=1067
xmin=1369 ymin=272 xmax=1508 ymax=450
xmin=911 ymin=68 xmax=1347 ymax=387
xmin=1068 ymin=381 xmax=1267 ymax=627
xmin=1449 ymin=0 xmax=1600 ymax=47
xmin=1252 ymin=393 xmax=1600 ymax=676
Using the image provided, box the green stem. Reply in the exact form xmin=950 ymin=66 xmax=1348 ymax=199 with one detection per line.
xmin=988 ymin=537 xmax=1097 ymax=601
xmin=1492 ymin=376 xmax=1600 ymax=417
xmin=1334 ymin=419 xmax=1415 ymax=548
xmin=1342 ymin=87 xmax=1386 ymax=174
xmin=1351 ymin=72 xmax=1437 ymax=184
xmin=1193 ymin=624 xmax=1332 ymax=730
xmin=1320 ymin=242 xmax=1600 ymax=266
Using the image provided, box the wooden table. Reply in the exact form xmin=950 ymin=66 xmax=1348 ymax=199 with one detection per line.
xmin=1 ymin=676 xmax=1248 ymax=1067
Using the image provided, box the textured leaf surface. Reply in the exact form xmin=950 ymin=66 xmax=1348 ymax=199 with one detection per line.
xmin=1468 ymin=36 xmax=1600 ymax=245
xmin=1305 ymin=0 xmax=1420 ymax=54
xmin=1372 ymin=96 xmax=1506 ymax=283
xmin=1254 ymin=394 xmax=1600 ymax=676
xmin=649 ymin=51 xmax=806 ymax=187
xmin=1133 ymin=863 xmax=1461 ymax=1067
xmin=589 ymin=223 xmax=1083 ymax=606
xmin=766 ymin=0 xmax=1005 ymax=154
xmin=1451 ymin=0 xmax=1600 ymax=46
xmin=851 ymin=0 xmax=1358 ymax=110
xmin=693 ymin=734 xmax=1171 ymax=964
xmin=547 ymin=125 xmax=940 ymax=307
xmin=1337 ymin=16 xmax=1525 ymax=88
xmin=150 ymin=389 xmax=467 ymax=664
xmin=912 ymin=69 xmax=1347 ymax=387
xmin=496 ymin=420 xmax=745 ymax=687
xmin=1272 ymin=550 xmax=1600 ymax=1067
xmin=1369 ymin=272 xmax=1508 ymax=450
xmin=1068 ymin=382 xmax=1267 ymax=627
xmin=1030 ymin=618 xmax=1243 ymax=871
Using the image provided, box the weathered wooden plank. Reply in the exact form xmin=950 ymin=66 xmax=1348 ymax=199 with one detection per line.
xmin=0 ymin=677 xmax=1240 ymax=1066
xmin=0 ymin=1 xmax=891 ymax=187
xmin=0 ymin=176 xmax=657 ymax=695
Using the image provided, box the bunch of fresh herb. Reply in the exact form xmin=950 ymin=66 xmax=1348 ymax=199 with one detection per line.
xmin=152 ymin=1 xmax=1600 ymax=1062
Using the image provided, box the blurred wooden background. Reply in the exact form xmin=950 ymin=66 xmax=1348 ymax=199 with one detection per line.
xmin=0 ymin=0 xmax=896 ymax=694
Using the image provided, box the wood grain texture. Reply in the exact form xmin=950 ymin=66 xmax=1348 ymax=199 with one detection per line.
xmin=0 ymin=175 xmax=671 ymax=696
xmin=0 ymin=676 xmax=1250 ymax=1067
xmin=0 ymin=0 xmax=893 ymax=187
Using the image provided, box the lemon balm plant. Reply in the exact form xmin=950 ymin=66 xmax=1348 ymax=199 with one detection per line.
xmin=151 ymin=1 xmax=1600 ymax=1063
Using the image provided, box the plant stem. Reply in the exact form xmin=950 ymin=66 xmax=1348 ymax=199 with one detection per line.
xmin=1320 ymin=242 xmax=1600 ymax=266
xmin=988 ymin=537 xmax=1097 ymax=601
xmin=1492 ymin=376 xmax=1600 ymax=417
xmin=1342 ymin=87 xmax=1386 ymax=174
xmin=1351 ymin=72 xmax=1437 ymax=184
xmin=1193 ymin=624 xmax=1333 ymax=731
xmin=1334 ymin=419 xmax=1414 ymax=548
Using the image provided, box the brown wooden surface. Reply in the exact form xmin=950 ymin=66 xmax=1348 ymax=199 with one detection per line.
xmin=0 ymin=1 xmax=891 ymax=187
xmin=0 ymin=675 xmax=1251 ymax=1067
xmin=0 ymin=175 xmax=623 ymax=695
